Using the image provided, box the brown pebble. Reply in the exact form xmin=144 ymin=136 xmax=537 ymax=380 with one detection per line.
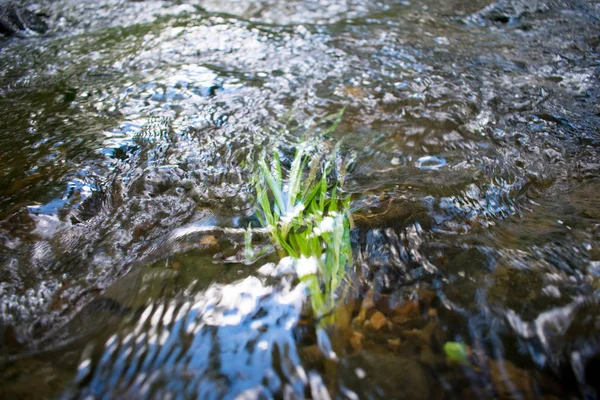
xmin=369 ymin=311 xmax=388 ymax=331
xmin=133 ymin=225 xmax=144 ymax=239
xmin=344 ymin=86 xmax=367 ymax=100
xmin=349 ymin=332 xmax=364 ymax=352
xmin=362 ymin=289 xmax=375 ymax=310
xmin=391 ymin=301 xmax=420 ymax=324
xmin=387 ymin=338 xmax=401 ymax=350
xmin=199 ymin=235 xmax=218 ymax=246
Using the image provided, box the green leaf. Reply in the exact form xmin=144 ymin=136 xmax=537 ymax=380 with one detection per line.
xmin=259 ymin=158 xmax=285 ymax=214
xmin=287 ymin=147 xmax=307 ymax=209
xmin=272 ymin=150 xmax=282 ymax=190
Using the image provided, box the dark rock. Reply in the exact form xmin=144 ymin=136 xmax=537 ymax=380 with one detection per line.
xmin=470 ymin=0 xmax=548 ymax=25
xmin=0 ymin=1 xmax=48 ymax=37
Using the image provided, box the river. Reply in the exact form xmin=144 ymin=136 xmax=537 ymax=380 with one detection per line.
xmin=1 ymin=0 xmax=599 ymax=398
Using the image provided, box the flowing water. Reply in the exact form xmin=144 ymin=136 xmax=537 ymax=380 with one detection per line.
xmin=1 ymin=0 xmax=599 ymax=398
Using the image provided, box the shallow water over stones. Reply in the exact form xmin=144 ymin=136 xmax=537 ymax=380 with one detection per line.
xmin=1 ymin=0 xmax=599 ymax=398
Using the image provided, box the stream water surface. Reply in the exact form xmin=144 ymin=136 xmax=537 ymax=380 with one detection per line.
xmin=1 ymin=0 xmax=600 ymax=398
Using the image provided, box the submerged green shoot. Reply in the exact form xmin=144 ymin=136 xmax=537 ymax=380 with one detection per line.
xmin=444 ymin=342 xmax=469 ymax=365
xmin=251 ymin=144 xmax=353 ymax=318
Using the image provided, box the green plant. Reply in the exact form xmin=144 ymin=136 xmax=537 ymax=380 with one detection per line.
xmin=443 ymin=342 xmax=469 ymax=365
xmin=252 ymin=144 xmax=353 ymax=318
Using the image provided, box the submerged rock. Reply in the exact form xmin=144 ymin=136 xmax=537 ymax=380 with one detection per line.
xmin=469 ymin=0 xmax=548 ymax=24
xmin=0 ymin=1 xmax=48 ymax=37
xmin=365 ymin=310 xmax=389 ymax=332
